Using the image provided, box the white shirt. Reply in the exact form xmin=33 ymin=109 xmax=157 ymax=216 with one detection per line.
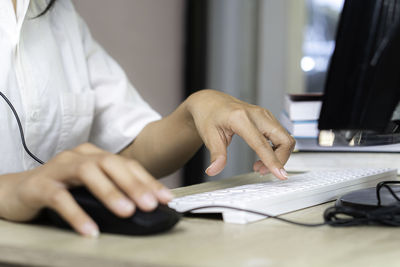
xmin=0 ymin=0 xmax=161 ymax=173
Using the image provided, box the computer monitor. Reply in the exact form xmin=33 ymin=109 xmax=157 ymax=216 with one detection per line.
xmin=318 ymin=0 xmax=400 ymax=147
xmin=317 ymin=0 xmax=400 ymax=210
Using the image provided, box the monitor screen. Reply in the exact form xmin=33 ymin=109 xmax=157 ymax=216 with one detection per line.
xmin=318 ymin=0 xmax=400 ymax=146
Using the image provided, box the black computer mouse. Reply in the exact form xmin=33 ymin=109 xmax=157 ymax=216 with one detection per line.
xmin=42 ymin=187 xmax=181 ymax=235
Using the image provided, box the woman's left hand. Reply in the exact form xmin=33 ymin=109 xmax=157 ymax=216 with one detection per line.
xmin=185 ymin=89 xmax=296 ymax=180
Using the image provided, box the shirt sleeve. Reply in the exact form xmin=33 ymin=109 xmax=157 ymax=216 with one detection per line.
xmin=76 ymin=15 xmax=162 ymax=153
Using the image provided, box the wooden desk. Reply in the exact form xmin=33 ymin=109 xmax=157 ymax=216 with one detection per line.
xmin=0 ymin=172 xmax=399 ymax=267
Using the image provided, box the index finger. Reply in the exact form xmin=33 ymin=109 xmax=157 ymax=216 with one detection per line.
xmin=230 ymin=113 xmax=288 ymax=180
xmin=251 ymin=114 xmax=296 ymax=166
xmin=266 ymin=126 xmax=296 ymax=166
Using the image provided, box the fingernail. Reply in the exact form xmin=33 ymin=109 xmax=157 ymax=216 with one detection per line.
xmin=205 ymin=161 xmax=217 ymax=175
xmin=158 ymin=188 xmax=174 ymax=201
xmin=115 ymin=198 xmax=134 ymax=213
xmin=280 ymin=168 xmax=288 ymax=179
xmin=141 ymin=193 xmax=158 ymax=209
xmin=81 ymin=222 xmax=99 ymax=238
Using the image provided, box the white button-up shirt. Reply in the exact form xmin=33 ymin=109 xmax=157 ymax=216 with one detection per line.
xmin=0 ymin=0 xmax=161 ymax=173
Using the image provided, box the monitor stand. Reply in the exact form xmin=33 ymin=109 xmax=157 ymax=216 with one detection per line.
xmin=319 ymin=128 xmax=400 ymax=148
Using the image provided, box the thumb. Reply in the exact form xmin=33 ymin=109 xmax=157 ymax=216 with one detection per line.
xmin=203 ymin=131 xmax=228 ymax=176
xmin=205 ymin=155 xmax=226 ymax=176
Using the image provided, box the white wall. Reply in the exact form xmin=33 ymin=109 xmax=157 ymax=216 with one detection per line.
xmin=207 ymin=0 xmax=259 ymax=179
xmin=72 ymin=0 xmax=185 ymax=188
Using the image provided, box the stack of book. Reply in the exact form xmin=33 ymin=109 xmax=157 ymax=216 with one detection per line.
xmin=280 ymin=93 xmax=400 ymax=152
xmin=280 ymin=94 xmax=322 ymax=151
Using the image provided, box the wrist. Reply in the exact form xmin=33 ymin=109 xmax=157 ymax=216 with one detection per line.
xmin=181 ymin=93 xmax=199 ymax=133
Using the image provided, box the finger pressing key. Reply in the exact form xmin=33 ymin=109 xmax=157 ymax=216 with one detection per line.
xmin=230 ymin=117 xmax=288 ymax=180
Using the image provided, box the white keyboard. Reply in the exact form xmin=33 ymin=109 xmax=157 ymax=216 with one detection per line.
xmin=169 ymin=168 xmax=398 ymax=224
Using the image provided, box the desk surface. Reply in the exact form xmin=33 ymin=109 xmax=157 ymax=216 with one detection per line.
xmin=0 ymin=171 xmax=400 ymax=267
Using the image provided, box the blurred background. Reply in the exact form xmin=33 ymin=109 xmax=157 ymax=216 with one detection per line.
xmin=72 ymin=0 xmax=344 ymax=188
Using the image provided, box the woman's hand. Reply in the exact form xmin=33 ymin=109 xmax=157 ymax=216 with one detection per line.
xmin=185 ymin=90 xmax=296 ymax=180
xmin=121 ymin=89 xmax=295 ymax=181
xmin=0 ymin=143 xmax=173 ymax=237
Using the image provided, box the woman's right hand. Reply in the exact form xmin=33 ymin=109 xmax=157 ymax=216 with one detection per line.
xmin=0 ymin=143 xmax=173 ymax=237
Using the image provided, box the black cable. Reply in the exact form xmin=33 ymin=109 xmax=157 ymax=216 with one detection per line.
xmin=376 ymin=181 xmax=400 ymax=205
xmin=0 ymin=91 xmax=45 ymax=165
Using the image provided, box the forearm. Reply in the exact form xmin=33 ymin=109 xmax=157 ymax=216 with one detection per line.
xmin=119 ymin=98 xmax=203 ymax=178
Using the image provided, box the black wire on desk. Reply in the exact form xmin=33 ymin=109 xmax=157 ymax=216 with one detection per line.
xmin=0 ymin=91 xmax=45 ymax=165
